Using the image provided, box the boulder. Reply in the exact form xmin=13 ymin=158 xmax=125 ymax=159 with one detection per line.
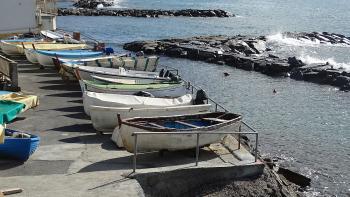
xmin=73 ymin=0 xmax=114 ymax=9
xmin=288 ymin=57 xmax=305 ymax=68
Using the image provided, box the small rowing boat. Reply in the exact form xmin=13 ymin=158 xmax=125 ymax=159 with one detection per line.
xmin=116 ymin=112 xmax=242 ymax=152
xmin=24 ymin=43 xmax=90 ymax=63
xmin=83 ymin=91 xmax=193 ymax=116
xmin=79 ymin=80 xmax=187 ymax=97
xmin=35 ymin=49 xmax=104 ymax=67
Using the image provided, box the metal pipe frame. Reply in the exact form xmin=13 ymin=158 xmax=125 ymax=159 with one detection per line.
xmin=131 ymin=131 xmax=258 ymax=173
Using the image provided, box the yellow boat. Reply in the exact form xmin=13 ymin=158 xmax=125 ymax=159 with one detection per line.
xmin=0 ymin=124 xmax=4 ymax=144
xmin=0 ymin=93 xmax=39 ymax=112
xmin=0 ymin=40 xmax=51 ymax=55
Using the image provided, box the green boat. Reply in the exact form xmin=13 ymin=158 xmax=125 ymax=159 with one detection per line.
xmin=79 ymin=80 xmax=188 ymax=97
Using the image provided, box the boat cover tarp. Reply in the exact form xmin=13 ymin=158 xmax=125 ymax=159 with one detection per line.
xmin=86 ymin=91 xmax=192 ymax=107
xmin=0 ymin=100 xmax=25 ymax=124
xmin=0 ymin=93 xmax=39 ymax=111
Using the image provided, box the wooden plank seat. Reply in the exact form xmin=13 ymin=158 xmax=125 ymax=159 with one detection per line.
xmin=202 ymin=118 xmax=227 ymax=123
xmin=174 ymin=121 xmax=200 ymax=128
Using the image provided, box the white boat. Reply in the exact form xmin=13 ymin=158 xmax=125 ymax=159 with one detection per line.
xmin=83 ymin=91 xmax=193 ymax=116
xmin=115 ymin=112 xmax=242 ymax=152
xmin=57 ymin=56 xmax=160 ymax=81
xmin=79 ymin=80 xmax=188 ymax=98
xmin=93 ymin=104 xmax=211 ymax=133
xmin=76 ymin=66 xmax=163 ymax=82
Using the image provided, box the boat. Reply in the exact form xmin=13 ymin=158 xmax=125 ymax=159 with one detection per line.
xmin=0 ymin=129 xmax=40 ymax=161
xmin=79 ymin=80 xmax=188 ymax=97
xmin=75 ymin=66 xmax=175 ymax=83
xmin=94 ymin=104 xmax=211 ymax=133
xmin=0 ymin=40 xmax=48 ymax=55
xmin=115 ymin=112 xmax=242 ymax=152
xmin=0 ymin=100 xmax=25 ymax=124
xmin=35 ymin=49 xmax=104 ymax=67
xmin=83 ymin=91 xmax=193 ymax=116
xmin=0 ymin=92 xmax=39 ymax=112
xmin=56 ymin=56 xmax=160 ymax=81
xmin=23 ymin=43 xmax=90 ymax=63
xmin=0 ymin=39 xmax=37 ymax=50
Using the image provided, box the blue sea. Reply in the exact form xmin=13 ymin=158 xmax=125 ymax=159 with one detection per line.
xmin=58 ymin=0 xmax=350 ymax=196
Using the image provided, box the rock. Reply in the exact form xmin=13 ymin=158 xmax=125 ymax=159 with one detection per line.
xmin=288 ymin=57 xmax=305 ymax=68
xmin=73 ymin=0 xmax=114 ymax=9
xmin=332 ymin=75 xmax=350 ymax=87
xmin=58 ymin=8 xmax=233 ymax=18
xmin=164 ymin=47 xmax=183 ymax=57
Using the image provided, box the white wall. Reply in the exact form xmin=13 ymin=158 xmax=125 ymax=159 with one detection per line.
xmin=0 ymin=0 xmax=37 ymax=34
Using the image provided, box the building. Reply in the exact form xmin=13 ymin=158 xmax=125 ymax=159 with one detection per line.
xmin=0 ymin=0 xmax=57 ymax=36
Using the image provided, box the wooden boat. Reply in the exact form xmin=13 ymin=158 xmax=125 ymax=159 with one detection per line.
xmin=0 ymin=92 xmax=39 ymax=112
xmin=79 ymin=80 xmax=188 ymax=97
xmin=35 ymin=49 xmax=104 ymax=67
xmin=75 ymin=66 xmax=163 ymax=81
xmin=115 ymin=112 xmax=242 ymax=152
xmin=23 ymin=43 xmax=90 ymax=63
xmin=83 ymin=91 xmax=193 ymax=116
xmin=56 ymin=56 xmax=160 ymax=81
xmin=0 ymin=39 xmax=37 ymax=51
xmin=0 ymin=40 xmax=48 ymax=55
xmin=93 ymin=104 xmax=211 ymax=132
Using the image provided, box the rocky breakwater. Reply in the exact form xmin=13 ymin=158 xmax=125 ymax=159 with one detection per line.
xmin=73 ymin=0 xmax=114 ymax=9
xmin=58 ymin=8 xmax=233 ymax=17
xmin=123 ymin=32 xmax=350 ymax=91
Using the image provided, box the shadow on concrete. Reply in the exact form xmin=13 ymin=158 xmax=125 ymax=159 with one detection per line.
xmin=59 ymin=134 xmax=117 ymax=151
xmin=88 ymin=178 xmax=130 ymax=191
xmin=63 ymin=112 xmax=90 ymax=120
xmin=68 ymin=99 xmax=83 ymax=104
xmin=0 ymin=160 xmax=24 ymax=171
xmin=40 ymin=84 xmax=80 ymax=91
xmin=37 ymin=79 xmax=70 ymax=85
xmin=46 ymin=92 xmax=82 ymax=98
xmin=51 ymin=123 xmax=95 ymax=133
xmin=37 ymin=73 xmax=60 ymax=78
xmin=78 ymin=149 xmax=217 ymax=173
xmin=54 ymin=106 xmax=84 ymax=113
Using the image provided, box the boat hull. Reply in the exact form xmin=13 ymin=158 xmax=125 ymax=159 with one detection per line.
xmin=118 ymin=113 xmax=241 ymax=152
xmin=83 ymin=91 xmax=192 ymax=116
xmin=92 ymin=104 xmax=210 ymax=132
xmin=24 ymin=49 xmax=38 ymax=63
xmin=79 ymin=80 xmax=188 ymax=98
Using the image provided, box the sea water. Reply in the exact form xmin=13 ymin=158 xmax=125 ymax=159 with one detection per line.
xmin=57 ymin=0 xmax=350 ymax=195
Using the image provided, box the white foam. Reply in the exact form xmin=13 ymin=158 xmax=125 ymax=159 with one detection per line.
xmin=267 ymin=33 xmax=350 ymax=47
xmin=111 ymin=0 xmax=125 ymax=8
xmin=299 ymin=54 xmax=350 ymax=71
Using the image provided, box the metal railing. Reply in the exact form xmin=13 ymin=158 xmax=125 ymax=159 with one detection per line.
xmin=131 ymin=129 xmax=258 ymax=173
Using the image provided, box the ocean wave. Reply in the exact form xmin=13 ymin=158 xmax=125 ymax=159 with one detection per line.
xmin=111 ymin=0 xmax=125 ymax=8
xmin=266 ymin=33 xmax=350 ymax=47
xmin=298 ymin=55 xmax=350 ymax=71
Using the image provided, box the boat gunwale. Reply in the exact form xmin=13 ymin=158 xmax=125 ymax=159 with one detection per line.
xmin=120 ymin=112 xmax=242 ymax=133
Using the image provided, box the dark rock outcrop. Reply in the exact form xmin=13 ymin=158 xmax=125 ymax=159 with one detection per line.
xmin=58 ymin=8 xmax=233 ymax=18
xmin=123 ymin=33 xmax=350 ymax=91
xmin=73 ymin=0 xmax=114 ymax=9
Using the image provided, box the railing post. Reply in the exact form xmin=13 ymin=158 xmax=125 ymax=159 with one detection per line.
xmin=195 ymin=133 xmax=199 ymax=166
xmin=133 ymin=134 xmax=138 ymax=173
xmin=238 ymin=125 xmax=241 ymax=149
xmin=255 ymin=133 xmax=258 ymax=162
xmin=215 ymin=104 xmax=218 ymax=112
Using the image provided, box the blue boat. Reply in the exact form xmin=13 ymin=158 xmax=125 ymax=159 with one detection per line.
xmin=0 ymin=129 xmax=40 ymax=161
xmin=35 ymin=49 xmax=104 ymax=66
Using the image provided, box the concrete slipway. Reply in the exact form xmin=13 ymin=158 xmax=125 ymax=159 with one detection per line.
xmin=0 ymin=54 xmax=264 ymax=197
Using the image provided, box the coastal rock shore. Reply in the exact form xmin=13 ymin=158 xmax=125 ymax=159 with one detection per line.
xmin=58 ymin=8 xmax=233 ymax=17
xmin=123 ymin=32 xmax=350 ymax=91
xmin=73 ymin=0 xmax=114 ymax=9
